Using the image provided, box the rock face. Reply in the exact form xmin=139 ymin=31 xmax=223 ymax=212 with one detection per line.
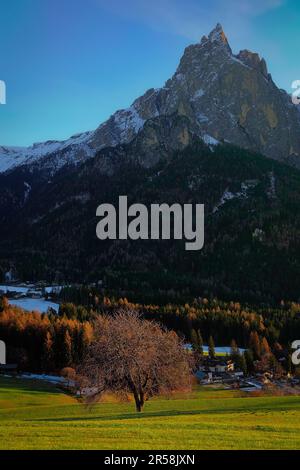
xmin=1 ymin=23 xmax=300 ymax=174
xmin=90 ymin=23 xmax=300 ymax=167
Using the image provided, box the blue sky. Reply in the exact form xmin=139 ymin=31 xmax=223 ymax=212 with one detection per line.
xmin=0 ymin=0 xmax=299 ymax=146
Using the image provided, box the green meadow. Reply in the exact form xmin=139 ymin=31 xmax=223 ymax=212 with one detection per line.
xmin=0 ymin=377 xmax=300 ymax=450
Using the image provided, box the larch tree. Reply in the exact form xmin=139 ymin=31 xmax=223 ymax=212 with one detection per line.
xmin=62 ymin=330 xmax=73 ymax=367
xmin=260 ymin=337 xmax=271 ymax=356
xmin=42 ymin=331 xmax=54 ymax=370
xmin=230 ymin=339 xmax=239 ymax=357
xmin=249 ymin=331 xmax=261 ymax=359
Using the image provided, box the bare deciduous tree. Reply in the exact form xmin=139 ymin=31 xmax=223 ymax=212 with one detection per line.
xmin=77 ymin=310 xmax=193 ymax=412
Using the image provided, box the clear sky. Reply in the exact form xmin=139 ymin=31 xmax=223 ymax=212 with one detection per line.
xmin=0 ymin=0 xmax=299 ymax=147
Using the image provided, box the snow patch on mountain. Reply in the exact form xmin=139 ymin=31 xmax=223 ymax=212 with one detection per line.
xmin=213 ymin=180 xmax=258 ymax=213
xmin=191 ymin=89 xmax=205 ymax=101
xmin=114 ymin=106 xmax=145 ymax=137
xmin=0 ymin=131 xmax=94 ymax=174
xmin=203 ymin=134 xmax=219 ymax=146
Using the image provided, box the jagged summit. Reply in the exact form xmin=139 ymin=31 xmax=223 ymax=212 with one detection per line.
xmin=200 ymin=23 xmax=231 ymax=54
xmin=208 ymin=23 xmax=229 ymax=45
xmin=91 ymin=21 xmax=300 ymax=168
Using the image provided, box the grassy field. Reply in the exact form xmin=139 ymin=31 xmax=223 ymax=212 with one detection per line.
xmin=1 ymin=377 xmax=300 ymax=450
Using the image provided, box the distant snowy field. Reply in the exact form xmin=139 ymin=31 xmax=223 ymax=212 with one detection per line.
xmin=0 ymin=284 xmax=62 ymax=294
xmin=10 ymin=298 xmax=59 ymax=313
xmin=203 ymin=346 xmax=246 ymax=354
xmin=186 ymin=344 xmax=246 ymax=354
xmin=0 ymin=284 xmax=61 ymax=313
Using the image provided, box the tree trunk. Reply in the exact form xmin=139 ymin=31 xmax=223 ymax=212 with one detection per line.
xmin=139 ymin=390 xmax=145 ymax=409
xmin=132 ymin=388 xmax=143 ymax=412
xmin=135 ymin=400 xmax=142 ymax=413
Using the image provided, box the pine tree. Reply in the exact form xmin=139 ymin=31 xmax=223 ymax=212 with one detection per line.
xmin=230 ymin=339 xmax=242 ymax=369
xmin=244 ymin=349 xmax=254 ymax=373
xmin=61 ymin=330 xmax=72 ymax=367
xmin=208 ymin=336 xmax=215 ymax=359
xmin=190 ymin=329 xmax=199 ymax=351
xmin=240 ymin=354 xmax=248 ymax=375
xmin=230 ymin=339 xmax=240 ymax=357
xmin=260 ymin=337 xmax=271 ymax=356
xmin=42 ymin=331 xmax=54 ymax=371
xmin=77 ymin=323 xmax=93 ymax=360
xmin=249 ymin=331 xmax=261 ymax=359
xmin=197 ymin=329 xmax=204 ymax=355
xmin=0 ymin=296 xmax=9 ymax=312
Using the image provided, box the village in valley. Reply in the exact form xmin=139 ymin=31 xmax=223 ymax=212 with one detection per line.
xmin=195 ymin=356 xmax=300 ymax=394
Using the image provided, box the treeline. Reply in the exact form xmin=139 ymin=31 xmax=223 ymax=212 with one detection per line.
xmin=1 ymin=293 xmax=300 ymax=374
xmin=57 ymin=293 xmax=300 ymax=375
xmin=58 ymin=288 xmax=300 ymax=349
xmin=0 ymin=298 xmax=93 ymax=372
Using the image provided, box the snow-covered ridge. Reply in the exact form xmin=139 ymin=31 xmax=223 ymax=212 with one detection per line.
xmin=0 ymin=131 xmax=94 ymax=174
xmin=114 ymin=106 xmax=145 ymax=138
xmin=0 ymin=102 xmax=151 ymax=174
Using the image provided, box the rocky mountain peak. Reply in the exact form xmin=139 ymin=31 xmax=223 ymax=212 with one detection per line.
xmin=1 ymin=24 xmax=300 ymax=175
xmin=200 ymin=23 xmax=232 ymax=54
xmin=208 ymin=23 xmax=229 ymax=46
